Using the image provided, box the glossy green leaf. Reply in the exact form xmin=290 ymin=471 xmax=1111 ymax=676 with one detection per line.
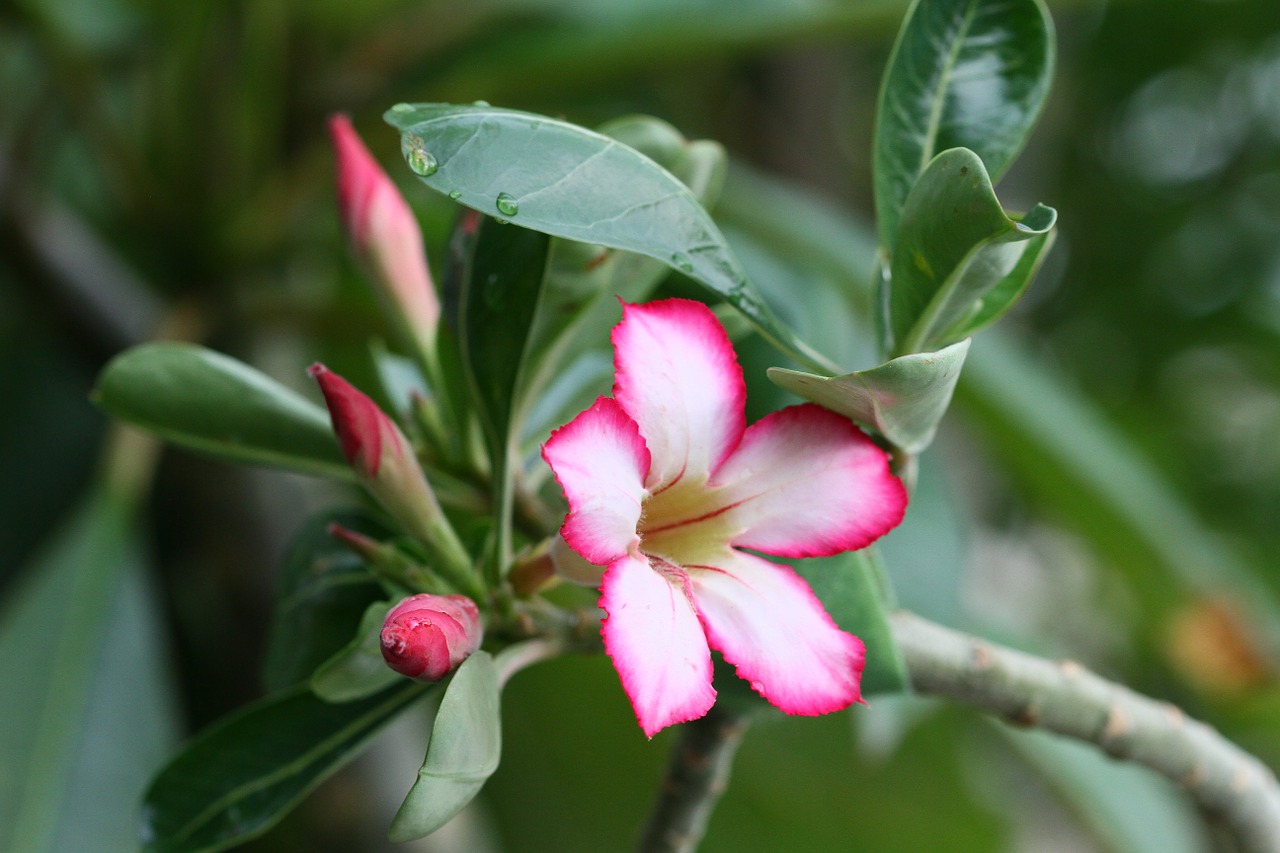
xmin=389 ymin=652 xmax=502 ymax=842
xmin=888 ymin=148 xmax=1055 ymax=354
xmin=873 ymin=0 xmax=1054 ymax=246
xmin=942 ymin=225 xmax=1056 ymax=341
xmin=768 ymin=339 xmax=970 ymax=454
xmin=795 ymin=548 xmax=908 ymax=696
xmin=93 ymin=343 xmax=348 ymax=478
xmin=261 ymin=510 xmax=387 ymax=692
xmin=140 ymin=682 xmax=428 ymax=853
xmin=385 ymin=102 xmax=833 ymax=372
xmin=0 ymin=487 xmax=177 ymax=853
xmin=311 ymin=600 xmax=402 ymax=702
xmin=459 ymin=218 xmax=552 ymax=457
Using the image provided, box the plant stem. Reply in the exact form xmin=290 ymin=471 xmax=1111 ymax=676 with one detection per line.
xmin=636 ymin=706 xmax=749 ymax=853
xmin=891 ymin=611 xmax=1280 ymax=853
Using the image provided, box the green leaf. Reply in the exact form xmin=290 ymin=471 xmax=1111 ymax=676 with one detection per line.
xmin=795 ymin=548 xmax=908 ymax=696
xmin=310 ymin=600 xmax=402 ymax=702
xmin=943 ymin=226 xmax=1056 ymax=340
xmin=261 ymin=510 xmax=387 ymax=692
xmin=887 ymin=148 xmax=1055 ymax=354
xmin=389 ymin=652 xmax=502 ymax=842
xmin=459 ymin=217 xmax=552 ymax=464
xmin=140 ymin=682 xmax=429 ymax=853
xmin=873 ymin=0 xmax=1055 ymax=246
xmin=93 ymin=343 xmax=348 ymax=478
xmin=385 ymin=102 xmax=833 ymax=373
xmin=768 ymin=339 xmax=970 ymax=454
xmin=0 ymin=488 xmax=178 ymax=853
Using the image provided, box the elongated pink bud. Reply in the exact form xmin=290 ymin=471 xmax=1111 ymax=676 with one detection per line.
xmin=309 ymin=362 xmax=442 ymax=526
xmin=329 ymin=114 xmax=440 ymax=354
xmin=380 ymin=594 xmax=483 ymax=681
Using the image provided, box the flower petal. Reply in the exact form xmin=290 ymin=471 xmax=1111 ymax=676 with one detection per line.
xmin=711 ymin=404 xmax=906 ymax=558
xmin=690 ymin=550 xmax=865 ymax=715
xmin=542 ymin=397 xmax=650 ymax=565
xmin=612 ymin=299 xmax=746 ymax=490
xmin=601 ymin=553 xmax=716 ymax=737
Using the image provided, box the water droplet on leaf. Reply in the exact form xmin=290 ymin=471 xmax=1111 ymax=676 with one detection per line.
xmin=670 ymin=252 xmax=694 ymax=273
xmin=495 ymin=192 xmax=519 ymax=217
xmin=390 ymin=103 xmax=414 ymax=113
xmin=449 ymin=190 xmax=462 ymax=199
xmin=407 ymin=147 xmax=438 ymax=177
xmin=473 ymin=99 xmax=491 ymax=107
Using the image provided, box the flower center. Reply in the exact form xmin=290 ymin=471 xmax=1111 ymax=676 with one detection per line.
xmin=637 ymin=476 xmax=739 ymax=564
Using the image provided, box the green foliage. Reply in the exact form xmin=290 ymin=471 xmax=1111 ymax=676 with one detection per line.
xmin=389 ymin=652 xmax=502 ymax=841
xmin=140 ymin=682 xmax=429 ymax=853
xmin=0 ymin=488 xmax=176 ymax=853
xmin=886 ymin=148 xmax=1056 ymax=354
xmin=385 ymin=102 xmax=835 ymax=372
xmin=873 ymin=0 xmax=1055 ymax=247
xmin=309 ymin=600 xmax=402 ymax=702
xmin=261 ymin=511 xmax=388 ymax=693
xmin=93 ymin=344 xmax=348 ymax=479
xmin=769 ymin=339 xmax=970 ymax=454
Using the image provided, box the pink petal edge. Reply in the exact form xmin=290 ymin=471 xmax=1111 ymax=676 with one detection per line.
xmin=612 ymin=299 xmax=746 ymax=491
xmin=542 ymin=397 xmax=651 ymax=566
xmin=712 ymin=403 xmax=907 ymax=559
xmin=691 ymin=549 xmax=865 ymax=715
xmin=601 ymin=553 xmax=717 ymax=737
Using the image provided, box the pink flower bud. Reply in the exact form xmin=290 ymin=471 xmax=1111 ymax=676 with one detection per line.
xmin=309 ymin=362 xmax=444 ymax=531
xmin=380 ymin=594 xmax=483 ymax=681
xmin=329 ymin=114 xmax=440 ymax=354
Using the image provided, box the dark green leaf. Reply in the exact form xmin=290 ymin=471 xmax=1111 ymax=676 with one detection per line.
xmin=794 ymin=548 xmax=909 ymax=696
xmin=310 ymin=600 xmax=402 ymax=702
xmin=93 ymin=343 xmax=348 ymax=478
xmin=0 ymin=488 xmax=177 ymax=853
xmin=768 ymin=339 xmax=970 ymax=454
xmin=385 ymin=102 xmax=833 ymax=372
xmin=140 ymin=682 xmax=428 ymax=853
xmin=261 ymin=510 xmax=387 ymax=693
xmin=459 ymin=217 xmax=552 ymax=463
xmin=389 ymin=652 xmax=501 ymax=842
xmin=887 ymin=148 xmax=1055 ymax=354
xmin=873 ymin=0 xmax=1054 ymax=246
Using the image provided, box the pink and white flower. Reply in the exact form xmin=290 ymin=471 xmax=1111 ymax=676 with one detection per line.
xmin=542 ymin=299 xmax=907 ymax=736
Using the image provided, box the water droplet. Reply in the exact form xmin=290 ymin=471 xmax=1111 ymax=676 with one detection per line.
xmin=407 ymin=147 xmax=438 ymax=177
xmin=495 ymin=192 xmax=519 ymax=217
xmin=472 ymin=99 xmax=491 ymax=107
xmin=390 ymin=103 xmax=414 ymax=113
xmin=494 ymin=217 xmax=510 ymax=225
xmin=670 ymin=252 xmax=694 ymax=273
xmin=449 ymin=190 xmax=462 ymax=199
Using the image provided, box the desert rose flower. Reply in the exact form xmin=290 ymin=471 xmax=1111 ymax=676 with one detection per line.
xmin=329 ymin=114 xmax=440 ymax=357
xmin=381 ymin=594 xmax=483 ymax=682
xmin=542 ymin=298 xmax=907 ymax=736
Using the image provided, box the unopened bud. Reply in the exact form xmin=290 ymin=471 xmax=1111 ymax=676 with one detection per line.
xmin=329 ymin=114 xmax=440 ymax=355
xmin=309 ymin=364 xmax=483 ymax=599
xmin=380 ymin=594 xmax=482 ymax=682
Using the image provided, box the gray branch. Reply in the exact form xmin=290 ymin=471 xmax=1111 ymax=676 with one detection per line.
xmin=636 ymin=706 xmax=749 ymax=853
xmin=892 ymin=610 xmax=1280 ymax=852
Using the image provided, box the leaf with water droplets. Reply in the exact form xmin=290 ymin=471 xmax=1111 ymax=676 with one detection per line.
xmin=385 ymin=103 xmax=833 ymax=372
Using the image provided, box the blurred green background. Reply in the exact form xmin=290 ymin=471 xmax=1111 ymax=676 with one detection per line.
xmin=4 ymin=0 xmax=1280 ymax=850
